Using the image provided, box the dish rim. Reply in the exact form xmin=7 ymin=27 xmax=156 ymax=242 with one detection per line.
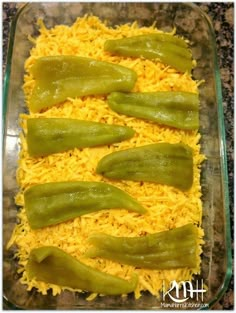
xmin=3 ymin=2 xmax=232 ymax=309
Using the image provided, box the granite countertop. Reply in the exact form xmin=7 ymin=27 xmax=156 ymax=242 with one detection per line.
xmin=3 ymin=2 xmax=234 ymax=310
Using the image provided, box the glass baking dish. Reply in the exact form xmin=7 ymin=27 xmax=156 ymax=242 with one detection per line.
xmin=3 ymin=2 xmax=232 ymax=310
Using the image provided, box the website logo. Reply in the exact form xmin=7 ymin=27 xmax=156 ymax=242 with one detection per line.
xmin=162 ymin=279 xmax=207 ymax=304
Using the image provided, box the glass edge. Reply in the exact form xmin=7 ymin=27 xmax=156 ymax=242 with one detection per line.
xmin=2 ymin=2 xmax=232 ymax=310
xmin=2 ymin=3 xmax=28 ymax=136
xmin=2 ymin=4 xmax=29 ymax=310
xmin=3 ymin=296 xmax=21 ymax=310
xmin=188 ymin=3 xmax=233 ymax=310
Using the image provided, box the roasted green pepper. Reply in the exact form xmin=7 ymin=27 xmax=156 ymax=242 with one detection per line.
xmin=27 ymin=246 xmax=138 ymax=294
xmin=96 ymin=143 xmax=193 ymax=191
xmin=86 ymin=224 xmax=198 ymax=269
xmin=107 ymin=91 xmax=199 ymax=130
xmin=26 ymin=118 xmax=135 ymax=157
xmin=29 ymin=56 xmax=137 ymax=112
xmin=25 ymin=181 xmax=146 ymax=229
xmin=104 ymin=34 xmax=193 ymax=73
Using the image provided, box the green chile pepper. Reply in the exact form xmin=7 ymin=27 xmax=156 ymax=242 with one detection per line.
xmin=96 ymin=143 xmax=193 ymax=191
xmin=25 ymin=181 xmax=146 ymax=229
xmin=107 ymin=91 xmax=199 ymax=130
xmin=104 ymin=34 xmax=193 ymax=73
xmin=86 ymin=224 xmax=198 ymax=269
xmin=88 ymin=224 xmax=197 ymax=254
xmin=27 ymin=246 xmax=138 ymax=294
xmin=29 ymin=56 xmax=137 ymax=112
xmin=27 ymin=118 xmax=135 ymax=157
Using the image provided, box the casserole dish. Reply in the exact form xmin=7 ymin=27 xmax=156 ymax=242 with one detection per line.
xmin=3 ymin=2 xmax=232 ymax=309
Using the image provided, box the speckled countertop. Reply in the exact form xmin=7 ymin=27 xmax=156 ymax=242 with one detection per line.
xmin=3 ymin=2 xmax=234 ymax=310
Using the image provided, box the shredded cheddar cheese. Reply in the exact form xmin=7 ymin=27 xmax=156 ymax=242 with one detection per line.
xmin=8 ymin=16 xmax=205 ymax=299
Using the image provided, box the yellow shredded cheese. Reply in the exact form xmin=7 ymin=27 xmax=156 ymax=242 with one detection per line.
xmin=8 ymin=16 xmax=205 ymax=298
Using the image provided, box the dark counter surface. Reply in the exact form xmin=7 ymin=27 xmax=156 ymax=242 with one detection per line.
xmin=2 ymin=2 xmax=234 ymax=310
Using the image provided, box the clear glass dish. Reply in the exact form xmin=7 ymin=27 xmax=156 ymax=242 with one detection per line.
xmin=3 ymin=2 xmax=232 ymax=310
